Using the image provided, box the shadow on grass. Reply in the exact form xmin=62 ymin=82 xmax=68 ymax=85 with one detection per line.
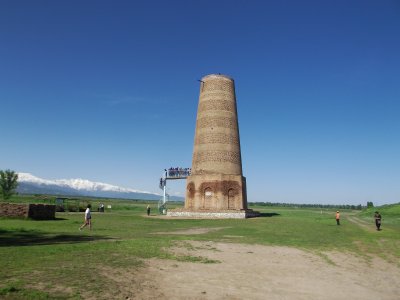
xmin=0 ymin=229 xmax=112 ymax=247
xmin=29 ymin=217 xmax=68 ymax=221
xmin=259 ymin=212 xmax=280 ymax=218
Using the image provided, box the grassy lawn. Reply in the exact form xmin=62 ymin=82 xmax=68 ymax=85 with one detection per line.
xmin=1 ymin=196 xmax=399 ymax=299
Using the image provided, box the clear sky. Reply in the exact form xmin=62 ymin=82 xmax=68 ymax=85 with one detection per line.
xmin=1 ymin=0 xmax=399 ymax=205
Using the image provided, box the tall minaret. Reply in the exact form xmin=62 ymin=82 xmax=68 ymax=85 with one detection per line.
xmin=185 ymin=74 xmax=247 ymax=211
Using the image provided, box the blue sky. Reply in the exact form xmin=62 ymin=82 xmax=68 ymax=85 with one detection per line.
xmin=1 ymin=0 xmax=399 ymax=205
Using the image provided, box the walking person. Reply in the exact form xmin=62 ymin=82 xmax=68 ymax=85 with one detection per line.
xmin=79 ymin=204 xmax=92 ymax=231
xmin=146 ymin=205 xmax=151 ymax=216
xmin=335 ymin=211 xmax=340 ymax=225
xmin=374 ymin=211 xmax=382 ymax=231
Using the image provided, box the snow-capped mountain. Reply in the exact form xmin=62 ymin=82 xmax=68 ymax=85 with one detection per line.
xmin=17 ymin=173 xmax=182 ymax=201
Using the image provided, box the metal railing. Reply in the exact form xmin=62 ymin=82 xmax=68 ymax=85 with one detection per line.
xmin=158 ymin=167 xmax=191 ymax=214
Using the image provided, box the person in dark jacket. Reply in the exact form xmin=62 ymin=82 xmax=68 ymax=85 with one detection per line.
xmin=146 ymin=205 xmax=151 ymax=216
xmin=374 ymin=211 xmax=382 ymax=231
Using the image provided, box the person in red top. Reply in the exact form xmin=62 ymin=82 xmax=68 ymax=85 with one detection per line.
xmin=335 ymin=211 xmax=340 ymax=225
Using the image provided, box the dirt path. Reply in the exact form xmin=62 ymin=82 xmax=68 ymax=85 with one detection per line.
xmin=131 ymin=241 xmax=400 ymax=300
xmin=346 ymin=215 xmax=375 ymax=232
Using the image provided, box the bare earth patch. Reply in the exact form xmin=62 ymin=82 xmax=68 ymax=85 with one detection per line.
xmin=152 ymin=227 xmax=228 ymax=235
xmin=132 ymin=241 xmax=400 ymax=300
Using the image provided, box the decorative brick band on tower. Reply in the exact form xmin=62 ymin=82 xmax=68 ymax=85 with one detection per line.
xmin=168 ymin=74 xmax=259 ymax=218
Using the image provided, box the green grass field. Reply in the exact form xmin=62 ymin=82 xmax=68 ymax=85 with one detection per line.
xmin=1 ymin=195 xmax=399 ymax=299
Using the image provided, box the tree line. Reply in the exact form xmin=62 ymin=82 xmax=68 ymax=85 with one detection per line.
xmin=249 ymin=202 xmax=365 ymax=210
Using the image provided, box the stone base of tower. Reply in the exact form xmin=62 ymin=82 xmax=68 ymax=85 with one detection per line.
xmin=185 ymin=174 xmax=247 ymax=210
xmin=166 ymin=208 xmax=260 ymax=219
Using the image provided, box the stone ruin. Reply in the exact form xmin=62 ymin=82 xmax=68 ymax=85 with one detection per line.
xmin=0 ymin=203 xmax=56 ymax=220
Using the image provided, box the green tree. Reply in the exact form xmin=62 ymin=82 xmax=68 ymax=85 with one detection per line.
xmin=0 ymin=169 xmax=19 ymax=200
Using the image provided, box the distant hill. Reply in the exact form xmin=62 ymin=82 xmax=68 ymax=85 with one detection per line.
xmin=17 ymin=173 xmax=184 ymax=201
xmin=359 ymin=202 xmax=400 ymax=218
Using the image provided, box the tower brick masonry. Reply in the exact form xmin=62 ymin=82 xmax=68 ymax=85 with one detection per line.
xmin=168 ymin=74 xmax=259 ymax=218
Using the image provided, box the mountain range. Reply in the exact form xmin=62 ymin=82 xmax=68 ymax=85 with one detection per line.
xmin=17 ymin=173 xmax=183 ymax=201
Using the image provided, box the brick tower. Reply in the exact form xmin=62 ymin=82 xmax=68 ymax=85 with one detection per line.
xmin=168 ymin=74 xmax=258 ymax=218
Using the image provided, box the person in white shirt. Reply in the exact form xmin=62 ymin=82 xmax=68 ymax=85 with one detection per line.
xmin=79 ymin=204 xmax=92 ymax=231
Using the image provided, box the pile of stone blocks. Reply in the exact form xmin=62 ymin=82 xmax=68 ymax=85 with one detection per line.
xmin=0 ymin=203 xmax=56 ymax=220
